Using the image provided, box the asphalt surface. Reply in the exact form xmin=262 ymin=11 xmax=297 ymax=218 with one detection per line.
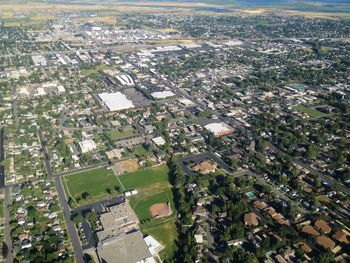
xmin=0 ymin=125 xmax=13 ymax=263
xmin=4 ymin=187 xmax=13 ymax=263
xmin=38 ymin=127 xmax=85 ymax=263
xmin=54 ymin=176 xmax=85 ymax=263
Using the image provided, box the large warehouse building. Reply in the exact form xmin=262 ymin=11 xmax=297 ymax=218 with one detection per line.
xmin=98 ymin=92 xmax=134 ymax=112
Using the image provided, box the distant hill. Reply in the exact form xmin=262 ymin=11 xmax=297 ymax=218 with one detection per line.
xmin=1 ymin=0 xmax=350 ymax=13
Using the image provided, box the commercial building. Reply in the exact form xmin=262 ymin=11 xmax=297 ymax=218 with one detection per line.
xmin=78 ymin=140 xmax=97 ymax=153
xmin=151 ymin=91 xmax=175 ymax=100
xmin=91 ymin=201 xmax=155 ymax=263
xmin=98 ymin=92 xmax=134 ymax=112
xmin=204 ymin=122 xmax=234 ymax=137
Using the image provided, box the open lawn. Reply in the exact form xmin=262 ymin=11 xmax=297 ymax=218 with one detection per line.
xmin=81 ymin=64 xmax=113 ymax=76
xmin=141 ymin=219 xmax=177 ymax=260
xmin=293 ymin=105 xmax=324 ymax=118
xmin=63 ymin=167 xmax=122 ymax=207
xmin=122 ymin=164 xmax=175 ymax=259
xmin=108 ymin=129 xmax=136 ymax=140
xmin=118 ymin=165 xmax=169 ymax=191
xmin=132 ymin=145 xmax=149 ymax=156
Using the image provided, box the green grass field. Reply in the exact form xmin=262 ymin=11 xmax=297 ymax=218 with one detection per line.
xmin=132 ymin=145 xmax=149 ymax=155
xmin=108 ymin=129 xmax=136 ymax=140
xmin=293 ymin=105 xmax=324 ymax=118
xmin=142 ymin=219 xmax=177 ymax=260
xmin=119 ymin=165 xmax=169 ymax=191
xmin=63 ymin=167 xmax=122 ymax=207
xmin=120 ymin=164 xmax=176 ymax=259
xmin=130 ymin=189 xmax=173 ymax=221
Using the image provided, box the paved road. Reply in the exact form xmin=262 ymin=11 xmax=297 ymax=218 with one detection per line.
xmin=38 ymin=127 xmax=85 ymax=263
xmin=0 ymin=126 xmax=13 ymax=263
xmin=37 ymin=128 xmax=52 ymax=179
xmin=54 ymin=176 xmax=85 ymax=263
xmin=4 ymin=187 xmax=13 ymax=263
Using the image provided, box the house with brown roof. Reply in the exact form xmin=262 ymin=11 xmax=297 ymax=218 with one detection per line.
xmin=302 ymin=225 xmax=320 ymax=236
xmin=244 ymin=212 xmax=259 ymax=227
xmin=295 ymin=242 xmax=312 ymax=254
xmin=314 ymin=219 xmax=332 ymax=234
xmin=316 ymin=236 xmax=336 ymax=251
xmin=265 ymin=207 xmax=277 ymax=218
xmin=192 ymin=161 xmax=217 ymax=174
xmin=253 ymin=200 xmax=268 ymax=210
xmin=332 ymin=230 xmax=350 ymax=244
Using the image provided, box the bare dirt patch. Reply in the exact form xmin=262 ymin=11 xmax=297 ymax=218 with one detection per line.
xmin=150 ymin=203 xmax=171 ymax=219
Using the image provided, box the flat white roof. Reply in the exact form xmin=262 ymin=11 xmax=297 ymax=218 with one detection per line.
xmin=178 ymin=98 xmax=195 ymax=107
xmin=151 ymin=91 xmax=175 ymax=100
xmin=78 ymin=139 xmax=97 ymax=153
xmin=204 ymin=122 xmax=233 ymax=136
xmin=152 ymin=136 xmax=166 ymax=146
xmin=99 ymin=92 xmax=134 ymax=111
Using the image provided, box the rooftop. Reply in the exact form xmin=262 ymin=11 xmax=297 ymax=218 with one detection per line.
xmin=99 ymin=92 xmax=134 ymax=112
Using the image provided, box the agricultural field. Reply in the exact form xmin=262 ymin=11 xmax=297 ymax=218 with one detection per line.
xmin=293 ymin=104 xmax=325 ymax=118
xmin=63 ymin=167 xmax=122 ymax=207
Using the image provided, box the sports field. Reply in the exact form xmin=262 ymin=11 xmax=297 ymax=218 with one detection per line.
xmin=107 ymin=129 xmax=136 ymax=140
xmin=63 ymin=167 xmax=122 ymax=207
xmin=142 ymin=218 xmax=177 ymax=260
xmin=118 ymin=164 xmax=170 ymax=191
xmin=64 ymin=164 xmax=176 ymax=257
xmin=130 ymin=189 xmax=173 ymax=221
xmin=293 ymin=105 xmax=324 ymax=118
xmin=123 ymin=164 xmax=176 ymax=259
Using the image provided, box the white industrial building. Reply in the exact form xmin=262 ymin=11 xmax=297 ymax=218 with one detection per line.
xmin=151 ymin=91 xmax=175 ymax=100
xmin=98 ymin=92 xmax=134 ymax=112
xmin=78 ymin=139 xmax=97 ymax=153
xmin=152 ymin=136 xmax=166 ymax=146
xmin=204 ymin=122 xmax=234 ymax=137
xmin=115 ymin=74 xmax=135 ymax=86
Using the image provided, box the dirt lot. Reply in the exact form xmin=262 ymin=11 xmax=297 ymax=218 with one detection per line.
xmin=112 ymin=159 xmax=139 ymax=175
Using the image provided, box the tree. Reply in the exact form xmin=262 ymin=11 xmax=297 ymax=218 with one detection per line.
xmin=72 ymin=214 xmax=84 ymax=226
xmin=306 ymin=144 xmax=319 ymax=160
xmin=81 ymin=192 xmax=90 ymax=200
xmin=231 ymin=159 xmax=238 ymax=171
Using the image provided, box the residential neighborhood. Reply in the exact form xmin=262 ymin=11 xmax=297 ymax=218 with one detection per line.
xmin=0 ymin=1 xmax=350 ymax=263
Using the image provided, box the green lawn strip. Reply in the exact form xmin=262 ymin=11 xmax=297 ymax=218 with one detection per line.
xmin=107 ymin=129 xmax=136 ymax=140
xmin=118 ymin=165 xmax=169 ymax=190
xmin=64 ymin=167 xmax=123 ymax=203
xmin=0 ymin=158 xmax=11 ymax=171
xmin=0 ymin=199 xmax=4 ymax=218
xmin=141 ymin=218 xmax=177 ymax=260
xmin=293 ymin=104 xmax=324 ymax=118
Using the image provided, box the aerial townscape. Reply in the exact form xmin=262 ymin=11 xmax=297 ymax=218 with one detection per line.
xmin=0 ymin=0 xmax=350 ymax=263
